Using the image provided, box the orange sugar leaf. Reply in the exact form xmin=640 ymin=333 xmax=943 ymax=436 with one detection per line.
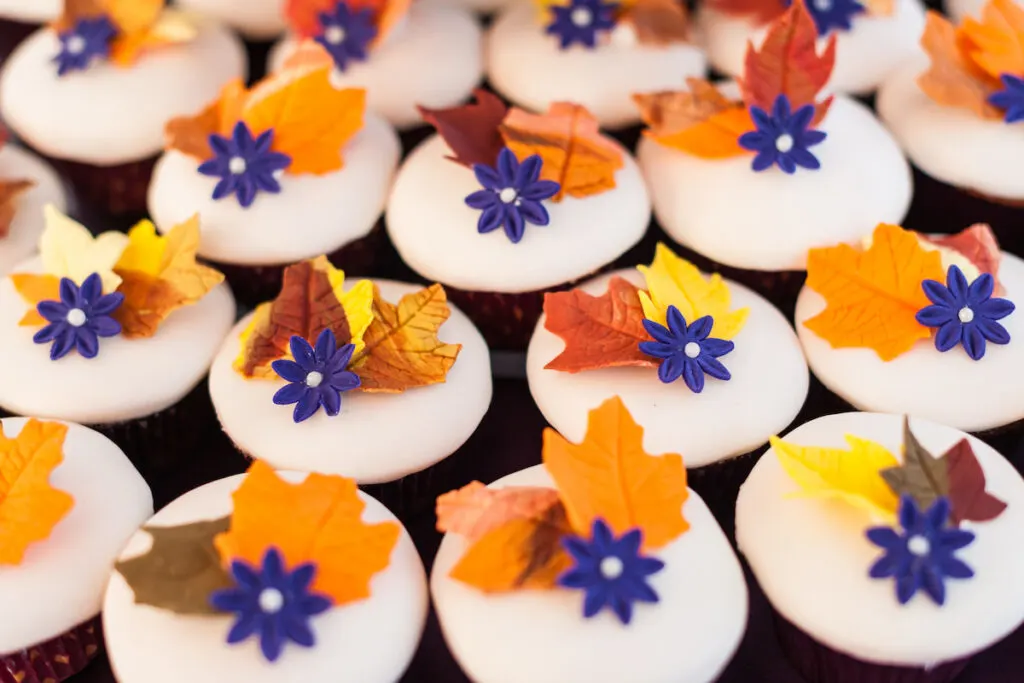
xmin=620 ymin=0 xmax=690 ymax=45
xmin=374 ymin=0 xmax=412 ymax=41
xmin=918 ymin=11 xmax=1003 ymax=119
xmin=804 ymin=223 xmax=945 ymax=361
xmin=958 ymin=0 xmax=1024 ymax=80
xmin=0 ymin=179 xmax=34 ymax=239
xmin=11 ymin=273 xmax=59 ymax=328
xmin=436 ymin=481 xmax=562 ymax=541
xmin=542 ymin=396 xmax=689 ymax=550
xmin=105 ymin=0 xmax=163 ymax=34
xmin=499 ymin=103 xmax=624 ymax=201
xmin=542 ymin=276 xmax=658 ymax=373
xmin=704 ymin=0 xmax=785 ymax=25
xmin=284 ymin=0 xmax=339 ymax=38
xmin=861 ymin=0 xmax=895 ymax=15
xmin=165 ymin=79 xmax=248 ymax=159
xmin=0 ymin=419 xmax=74 ymax=565
xmin=214 ymin=461 xmax=400 ymax=606
xmin=634 ymin=80 xmax=752 ymax=158
xmin=280 ymin=40 xmax=336 ymax=71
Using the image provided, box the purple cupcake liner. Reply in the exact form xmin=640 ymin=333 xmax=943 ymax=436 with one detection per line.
xmin=1 ymin=617 xmax=101 ymax=683
xmin=43 ymin=155 xmax=158 ymax=218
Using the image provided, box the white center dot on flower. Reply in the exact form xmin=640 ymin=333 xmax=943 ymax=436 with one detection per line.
xmin=775 ymin=134 xmax=795 ymax=153
xmin=571 ymin=7 xmax=593 ymax=26
xmin=907 ymin=535 xmax=931 ymax=556
xmin=958 ymin=306 xmax=975 ymax=323
xmin=258 ymin=588 xmax=285 ymax=614
xmin=684 ymin=342 xmax=701 ymax=358
xmin=599 ymin=556 xmax=624 ymax=580
xmin=66 ymin=35 xmax=86 ymax=55
xmin=324 ymin=25 xmax=346 ymax=45
xmin=813 ymin=0 xmax=832 ymax=11
xmin=228 ymin=157 xmax=247 ymax=175
xmin=305 ymin=371 xmax=324 ymax=388
xmin=498 ymin=187 xmax=518 ymax=204
xmin=65 ymin=308 xmax=87 ymax=327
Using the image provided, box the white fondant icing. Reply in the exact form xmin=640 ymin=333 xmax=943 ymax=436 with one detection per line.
xmin=697 ymin=0 xmax=927 ymax=95
xmin=877 ymin=59 xmax=1024 ymax=202
xmin=736 ymin=412 xmax=1024 ymax=666
xmin=0 ymin=256 xmax=236 ymax=424
xmin=148 ymin=115 xmax=399 ymax=266
xmin=267 ymin=5 xmax=483 ymax=129
xmin=432 ymin=465 xmax=749 ymax=683
xmin=527 ymin=269 xmax=809 ymax=468
xmin=486 ymin=5 xmax=707 ymax=129
xmin=103 ymin=471 xmax=427 ymax=682
xmin=636 ymin=93 xmax=912 ymax=271
xmin=386 ymin=134 xmax=650 ymax=292
xmin=0 ymin=21 xmax=247 ymax=165
xmin=208 ymin=279 xmax=493 ymax=484
xmin=177 ymin=0 xmax=288 ymax=39
xmin=421 ymin=0 xmax=515 ymax=14
xmin=0 ymin=0 xmax=59 ymax=24
xmin=0 ymin=419 xmax=152 ymax=654
xmin=0 ymin=144 xmax=68 ymax=277
xmin=795 ymin=250 xmax=1024 ymax=433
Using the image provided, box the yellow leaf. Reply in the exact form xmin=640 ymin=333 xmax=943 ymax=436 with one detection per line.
xmin=770 ymin=434 xmax=900 ymax=521
xmin=38 ymin=204 xmax=128 ymax=294
xmin=637 ymin=243 xmax=750 ymax=340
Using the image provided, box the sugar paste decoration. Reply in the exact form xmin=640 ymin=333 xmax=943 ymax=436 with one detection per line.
xmin=0 ymin=419 xmax=74 ymax=565
xmin=0 ymin=130 xmax=36 ymax=239
xmin=436 ymin=396 xmax=687 ymax=624
xmin=419 ymin=92 xmax=625 ymax=244
xmin=771 ymin=417 xmax=1004 ymax=605
xmin=918 ymin=0 xmax=1024 ymax=125
xmin=115 ymin=461 xmax=400 ymax=663
xmin=284 ymin=0 xmax=412 ymax=72
xmin=11 ymin=205 xmax=224 ymax=360
xmin=704 ymin=0 xmax=891 ymax=35
xmin=165 ymin=59 xmax=367 ymax=208
xmin=536 ymin=0 xmax=690 ymax=50
xmin=634 ymin=1 xmax=833 ymax=174
xmin=51 ymin=0 xmax=197 ymax=76
xmin=233 ymin=257 xmax=462 ymax=423
xmin=545 ymin=0 xmax=620 ymax=49
xmin=805 ymin=222 xmax=1015 ymax=361
xmin=541 ymin=243 xmax=748 ymax=394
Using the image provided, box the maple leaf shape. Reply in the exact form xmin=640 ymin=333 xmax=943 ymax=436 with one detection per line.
xmin=115 ymin=517 xmax=233 ymax=615
xmin=620 ymin=0 xmax=690 ymax=46
xmin=959 ymin=0 xmax=1024 ymax=81
xmin=705 ymin=0 xmax=786 ymax=25
xmin=112 ymin=216 xmax=224 ymax=339
xmin=944 ymin=438 xmax=1007 ymax=525
xmin=804 ymin=223 xmax=945 ymax=361
xmin=436 ymin=481 xmax=562 ymax=541
xmin=0 ymin=178 xmax=34 ymax=239
xmin=741 ymin=1 xmax=836 ymax=122
xmin=0 ymin=419 xmax=74 ymax=565
xmin=165 ymin=79 xmax=248 ymax=160
xmin=285 ymin=0 xmax=409 ymax=42
xmin=499 ymin=103 xmax=624 ymax=202
xmin=879 ymin=417 xmax=950 ymax=512
xmin=770 ymin=433 xmax=900 ymax=521
xmin=418 ymin=89 xmax=509 ymax=169
xmin=349 ymin=284 xmax=462 ymax=392
xmin=234 ymin=257 xmax=375 ymax=378
xmin=215 ymin=461 xmax=400 ymax=606
xmin=922 ymin=223 xmax=1004 ymax=295
xmin=917 ymin=11 xmax=1003 ymax=120
xmin=633 ymin=80 xmax=752 ymax=159
xmin=542 ymin=396 xmax=689 ymax=551
xmin=57 ymin=0 xmax=194 ymax=66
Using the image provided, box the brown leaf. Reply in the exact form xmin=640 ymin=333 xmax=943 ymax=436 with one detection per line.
xmin=0 ymin=179 xmax=34 ymax=239
xmin=944 ymin=439 xmax=1008 ymax=525
xmin=923 ymin=223 xmax=1004 ymax=295
xmin=704 ymin=0 xmax=784 ymax=24
xmin=543 ymin=276 xmax=657 ymax=373
xmin=419 ymin=89 xmax=509 ymax=169
xmin=621 ymin=0 xmax=690 ymax=45
xmin=917 ymin=11 xmax=1003 ymax=120
xmin=880 ymin=417 xmax=950 ymax=510
xmin=436 ymin=481 xmax=561 ymax=541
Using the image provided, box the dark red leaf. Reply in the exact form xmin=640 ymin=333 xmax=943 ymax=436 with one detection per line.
xmin=944 ymin=438 xmax=1008 ymax=525
xmin=418 ymin=89 xmax=509 ymax=168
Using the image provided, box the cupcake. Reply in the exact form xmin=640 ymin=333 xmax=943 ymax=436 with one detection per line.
xmin=527 ymin=244 xmax=809 ymax=521
xmin=876 ymin=1 xmax=1024 ymax=245
xmin=207 ymin=257 xmax=492 ymax=513
xmin=104 ymin=461 xmax=427 ymax=681
xmin=486 ymin=0 xmax=707 ymax=129
xmin=431 ymin=396 xmax=749 ymax=683
xmin=0 ymin=0 xmax=246 ymax=216
xmin=698 ymin=0 xmax=926 ymax=97
xmin=387 ymin=93 xmax=650 ymax=349
xmin=0 ymin=0 xmax=56 ymax=65
xmin=420 ymin=0 xmax=515 ymax=16
xmin=149 ymin=56 xmax=398 ymax=307
xmin=634 ymin=2 xmax=911 ymax=308
xmin=176 ymin=0 xmax=288 ymax=43
xmin=266 ymin=0 xmax=483 ymax=129
xmin=0 ymin=206 xmax=235 ymax=476
xmin=736 ymin=411 xmax=1024 ymax=683
xmin=1 ymin=417 xmax=153 ymax=683
xmin=796 ymin=222 xmax=1024 ymax=450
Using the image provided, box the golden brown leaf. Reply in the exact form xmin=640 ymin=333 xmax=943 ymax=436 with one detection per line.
xmin=0 ymin=179 xmax=34 ymax=239
xmin=436 ymin=481 xmax=562 ymax=541
xmin=634 ymin=79 xmax=752 ymax=158
xmin=621 ymin=0 xmax=690 ymax=45
xmin=918 ymin=11 xmax=1003 ymax=119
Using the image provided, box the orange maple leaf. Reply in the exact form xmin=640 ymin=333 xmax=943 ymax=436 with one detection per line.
xmin=918 ymin=11 xmax=1003 ymax=119
xmin=284 ymin=0 xmax=410 ymax=42
xmin=959 ymin=0 xmax=1024 ymax=80
xmin=499 ymin=103 xmax=624 ymax=202
xmin=0 ymin=419 xmax=74 ymax=565
xmin=634 ymin=79 xmax=753 ymax=158
xmin=705 ymin=0 xmax=785 ymax=25
xmin=165 ymin=79 xmax=248 ymax=161
xmin=543 ymin=276 xmax=658 ymax=373
xmin=543 ymin=396 xmax=689 ymax=550
xmin=804 ymin=223 xmax=946 ymax=361
xmin=56 ymin=0 xmax=193 ymax=66
xmin=215 ymin=461 xmax=400 ymax=606
xmin=436 ymin=481 xmax=562 ymax=541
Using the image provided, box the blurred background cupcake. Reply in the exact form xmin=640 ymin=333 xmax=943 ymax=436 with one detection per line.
xmin=0 ymin=0 xmax=58 ymax=66
xmin=176 ymin=0 xmax=287 ymax=69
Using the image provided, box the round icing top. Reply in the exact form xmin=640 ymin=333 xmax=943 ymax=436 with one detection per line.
xmin=877 ymin=59 xmax=1024 ymax=202
xmin=387 ymin=134 xmax=650 ymax=293
xmin=177 ymin=0 xmax=288 ymax=39
xmin=736 ymin=411 xmax=1024 ymax=666
xmin=796 ymin=250 xmax=1024 ymax=433
xmin=104 ymin=471 xmax=427 ymax=682
xmin=697 ymin=0 xmax=927 ymax=95
xmin=431 ymin=464 xmax=749 ymax=683
xmin=0 ymin=20 xmax=247 ymax=165
xmin=148 ymin=115 xmax=399 ymax=266
xmin=267 ymin=4 xmax=483 ymax=129
xmin=0 ymin=0 xmax=59 ymax=24
xmin=0 ymin=256 xmax=236 ymax=424
xmin=0 ymin=144 xmax=68 ymax=277
xmin=637 ymin=94 xmax=912 ymax=271
xmin=0 ymin=418 xmax=152 ymax=654
xmin=486 ymin=5 xmax=707 ymax=129
xmin=208 ymin=279 xmax=493 ymax=484
xmin=527 ymin=269 xmax=809 ymax=468
xmin=421 ymin=0 xmax=515 ymax=13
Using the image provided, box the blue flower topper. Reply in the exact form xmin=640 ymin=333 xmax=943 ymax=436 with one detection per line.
xmin=33 ymin=273 xmax=124 ymax=361
xmin=271 ymin=328 xmax=362 ymax=423
xmin=988 ymin=73 xmax=1024 ymax=124
xmin=783 ymin=0 xmax=865 ymax=36
xmin=638 ymin=306 xmax=735 ymax=393
xmin=198 ymin=122 xmax=293 ymax=209
xmin=465 ymin=147 xmax=561 ymax=244
xmin=54 ymin=16 xmax=117 ymax=77
xmin=315 ymin=1 xmax=378 ymax=72
xmin=546 ymin=0 xmax=620 ymax=50
xmin=916 ymin=264 xmax=1014 ymax=361
xmin=739 ymin=94 xmax=827 ymax=174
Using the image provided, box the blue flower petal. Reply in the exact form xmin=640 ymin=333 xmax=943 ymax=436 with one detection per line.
xmin=947 ymin=265 xmax=969 ymax=301
xmin=273 ymin=359 xmax=308 ymax=383
xmin=977 ymin=318 xmax=1010 ymax=345
xmin=472 ymin=164 xmax=501 ymax=190
xmin=293 ymin=391 xmax=322 ymax=423
xmin=320 ymin=385 xmax=342 ymax=416
xmin=476 ymin=205 xmax=504 ymax=234
xmin=967 ymin=272 xmax=995 ymax=302
xmin=465 ymin=189 xmax=497 ymax=209
xmin=963 ymin=324 xmax=986 ymax=360
xmin=697 ymin=355 xmax=731 ymax=382
xmin=36 ymin=301 xmax=68 ymax=323
xmin=517 ymin=199 xmax=550 ymax=226
xmin=978 ymin=297 xmax=1015 ymax=320
xmin=290 ymin=335 xmax=316 ymax=368
xmin=682 ymin=358 xmax=706 ymax=393
xmin=934 ymin=320 xmax=962 ymax=353
xmin=273 ymin=382 xmax=307 ymax=406
xmin=916 ymin=304 xmax=955 ymax=327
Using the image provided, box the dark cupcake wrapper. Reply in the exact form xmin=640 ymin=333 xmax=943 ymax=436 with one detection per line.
xmin=444 ymin=285 xmax=563 ymax=352
xmin=687 ymin=450 xmax=762 ymax=541
xmin=0 ymin=17 xmax=37 ymax=68
xmin=40 ymin=155 xmax=157 ymax=219
xmin=773 ymin=611 xmax=969 ymax=683
xmin=1 ymin=617 xmax=101 ymax=683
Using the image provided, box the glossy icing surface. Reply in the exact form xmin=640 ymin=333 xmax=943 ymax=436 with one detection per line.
xmin=0 ymin=0 xmax=59 ymax=23
xmin=177 ymin=0 xmax=288 ymax=39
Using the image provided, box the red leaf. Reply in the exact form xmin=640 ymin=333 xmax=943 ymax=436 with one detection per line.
xmin=705 ymin=0 xmax=785 ymax=24
xmin=418 ymin=89 xmax=509 ymax=168
xmin=944 ymin=439 xmax=1007 ymax=525
xmin=925 ymin=224 xmax=1004 ymax=294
